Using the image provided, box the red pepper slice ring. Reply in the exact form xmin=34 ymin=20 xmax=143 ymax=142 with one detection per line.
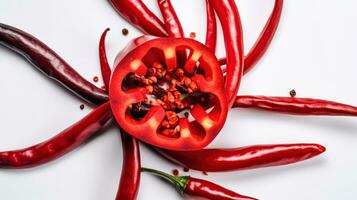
xmin=109 ymin=37 xmax=227 ymax=150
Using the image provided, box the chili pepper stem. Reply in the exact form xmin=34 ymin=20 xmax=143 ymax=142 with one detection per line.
xmin=141 ymin=167 xmax=188 ymax=195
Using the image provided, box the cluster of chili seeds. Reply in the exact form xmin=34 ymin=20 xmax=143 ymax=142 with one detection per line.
xmin=128 ymin=61 xmax=201 ymax=137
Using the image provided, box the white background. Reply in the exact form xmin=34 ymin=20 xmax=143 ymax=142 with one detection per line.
xmin=1 ymin=0 xmax=357 ymax=199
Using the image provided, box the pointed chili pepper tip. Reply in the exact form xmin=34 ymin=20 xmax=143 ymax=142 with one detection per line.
xmin=314 ymin=144 xmax=326 ymax=154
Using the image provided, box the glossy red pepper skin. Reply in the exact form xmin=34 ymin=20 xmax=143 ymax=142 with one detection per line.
xmin=157 ymin=0 xmax=186 ymax=65
xmin=205 ymin=0 xmax=217 ymax=52
xmin=117 ymin=130 xmax=141 ymax=200
xmin=99 ymin=28 xmax=112 ymax=90
xmin=209 ymin=0 xmax=244 ymax=108
xmin=157 ymin=0 xmax=184 ymax=38
xmin=184 ymin=177 xmax=257 ymax=200
xmin=234 ymin=95 xmax=357 ymax=116
xmin=219 ymin=0 xmax=283 ymax=75
xmin=0 ymin=23 xmax=108 ymax=105
xmin=109 ymin=0 xmax=168 ymax=37
xmin=142 ymin=167 xmax=256 ymax=200
xmin=0 ymin=102 xmax=112 ymax=169
xmin=157 ymin=143 xmax=325 ymax=172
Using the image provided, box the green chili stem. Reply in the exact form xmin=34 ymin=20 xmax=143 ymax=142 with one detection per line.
xmin=141 ymin=167 xmax=188 ymax=194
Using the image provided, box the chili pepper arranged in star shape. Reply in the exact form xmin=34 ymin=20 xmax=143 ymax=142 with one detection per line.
xmin=0 ymin=0 xmax=355 ymax=199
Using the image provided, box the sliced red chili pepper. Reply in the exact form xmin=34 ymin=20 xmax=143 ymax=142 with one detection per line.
xmin=116 ymin=129 xmax=141 ymax=200
xmin=0 ymin=102 xmax=112 ymax=169
xmin=0 ymin=23 xmax=108 ymax=105
xmin=234 ymin=95 xmax=357 ymax=116
xmin=99 ymin=28 xmax=112 ymax=90
xmin=142 ymin=167 xmax=257 ymax=200
xmin=109 ymin=36 xmax=227 ymax=150
xmin=205 ymin=0 xmax=217 ymax=52
xmin=156 ymin=143 xmax=325 ymax=172
xmin=219 ymin=0 xmax=284 ymax=74
xmin=209 ymin=0 xmax=244 ymax=108
xmin=109 ymin=0 xmax=168 ymax=37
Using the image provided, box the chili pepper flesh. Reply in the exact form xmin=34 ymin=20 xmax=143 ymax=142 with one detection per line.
xmin=110 ymin=37 xmax=228 ymax=150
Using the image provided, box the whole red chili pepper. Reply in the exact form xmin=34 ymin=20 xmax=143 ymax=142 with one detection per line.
xmin=142 ymin=167 xmax=257 ymax=200
xmin=205 ymin=0 xmax=217 ymax=52
xmin=156 ymin=143 xmax=325 ymax=172
xmin=219 ymin=0 xmax=284 ymax=75
xmin=0 ymin=23 xmax=108 ymax=105
xmin=0 ymin=102 xmax=112 ymax=169
xmin=209 ymin=0 xmax=244 ymax=108
xmin=99 ymin=28 xmax=112 ymax=90
xmin=109 ymin=0 xmax=168 ymax=37
xmin=99 ymin=31 xmax=141 ymax=200
xmin=117 ymin=129 xmax=141 ymax=200
xmin=157 ymin=0 xmax=184 ymax=38
xmin=234 ymin=95 xmax=357 ymax=116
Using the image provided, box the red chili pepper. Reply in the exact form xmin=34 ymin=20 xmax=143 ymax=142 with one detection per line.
xmin=209 ymin=0 xmax=244 ymax=108
xmin=99 ymin=34 xmax=142 ymax=199
xmin=205 ymin=0 xmax=217 ymax=52
xmin=116 ymin=129 xmax=141 ymax=200
xmin=156 ymin=143 xmax=325 ymax=172
xmin=157 ymin=0 xmax=184 ymax=38
xmin=234 ymin=95 xmax=357 ymax=116
xmin=109 ymin=36 xmax=228 ymax=150
xmin=142 ymin=167 xmax=257 ymax=200
xmin=109 ymin=0 xmax=168 ymax=37
xmin=99 ymin=28 xmax=112 ymax=89
xmin=1 ymin=23 xmax=141 ymax=199
xmin=0 ymin=102 xmax=112 ymax=169
xmin=157 ymin=0 xmax=187 ymax=65
xmin=219 ymin=0 xmax=284 ymax=74
xmin=0 ymin=23 xmax=108 ymax=105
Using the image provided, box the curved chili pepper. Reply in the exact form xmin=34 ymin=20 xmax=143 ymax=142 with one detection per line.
xmin=99 ymin=28 xmax=112 ymax=90
xmin=0 ymin=23 xmax=108 ymax=105
xmin=99 ymin=35 xmax=142 ymax=199
xmin=157 ymin=0 xmax=186 ymax=65
xmin=142 ymin=167 xmax=257 ymax=200
xmin=0 ymin=102 xmax=112 ymax=169
xmin=156 ymin=143 xmax=325 ymax=172
xmin=157 ymin=0 xmax=184 ymax=38
xmin=209 ymin=0 xmax=244 ymax=108
xmin=234 ymin=95 xmax=357 ymax=116
xmin=117 ymin=129 xmax=141 ymax=200
xmin=109 ymin=0 xmax=168 ymax=37
xmin=109 ymin=36 xmax=228 ymax=150
xmin=205 ymin=0 xmax=217 ymax=52
xmin=219 ymin=0 xmax=284 ymax=74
